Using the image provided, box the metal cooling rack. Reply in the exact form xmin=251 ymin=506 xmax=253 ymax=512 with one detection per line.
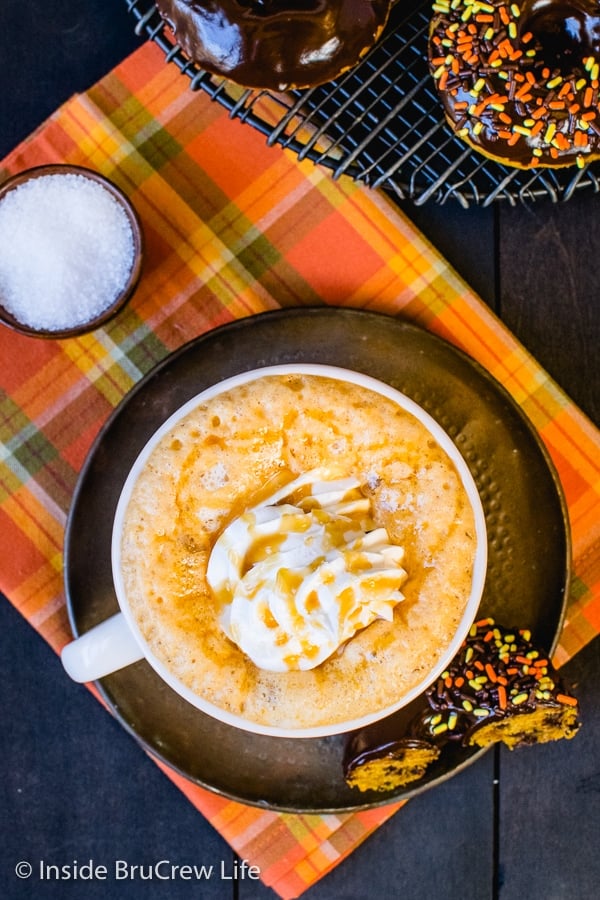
xmin=125 ymin=0 xmax=600 ymax=205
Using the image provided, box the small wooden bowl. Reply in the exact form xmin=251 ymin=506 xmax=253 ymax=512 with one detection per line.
xmin=0 ymin=164 xmax=143 ymax=339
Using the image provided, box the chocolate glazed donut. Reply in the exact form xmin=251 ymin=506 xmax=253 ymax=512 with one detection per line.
xmin=156 ymin=0 xmax=394 ymax=90
xmin=428 ymin=0 xmax=600 ymax=168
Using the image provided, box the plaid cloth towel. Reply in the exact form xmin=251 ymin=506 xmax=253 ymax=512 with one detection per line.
xmin=1 ymin=42 xmax=599 ymax=899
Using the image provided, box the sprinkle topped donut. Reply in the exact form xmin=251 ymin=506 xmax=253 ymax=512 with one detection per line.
xmin=419 ymin=617 xmax=581 ymax=749
xmin=428 ymin=0 xmax=600 ymax=168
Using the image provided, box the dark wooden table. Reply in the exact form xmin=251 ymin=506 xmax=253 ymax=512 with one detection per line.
xmin=1 ymin=2 xmax=598 ymax=898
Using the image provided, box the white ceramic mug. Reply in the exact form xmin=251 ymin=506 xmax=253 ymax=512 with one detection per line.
xmin=61 ymin=364 xmax=488 ymax=738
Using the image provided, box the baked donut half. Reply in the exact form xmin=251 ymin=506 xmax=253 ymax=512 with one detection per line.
xmin=156 ymin=0 xmax=394 ymax=90
xmin=428 ymin=0 xmax=600 ymax=168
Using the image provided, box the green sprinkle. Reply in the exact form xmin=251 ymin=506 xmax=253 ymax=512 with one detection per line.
xmin=473 ymin=708 xmax=491 ymax=717
xmin=433 ymin=722 xmax=449 ymax=735
xmin=512 ymin=692 xmax=529 ymax=705
xmin=448 ymin=712 xmax=458 ymax=730
xmin=463 ymin=699 xmax=474 ymax=712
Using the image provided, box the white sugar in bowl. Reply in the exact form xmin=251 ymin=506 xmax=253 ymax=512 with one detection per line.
xmin=0 ymin=164 xmax=143 ymax=339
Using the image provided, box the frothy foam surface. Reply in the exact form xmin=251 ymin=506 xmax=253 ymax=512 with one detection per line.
xmin=120 ymin=373 xmax=478 ymax=730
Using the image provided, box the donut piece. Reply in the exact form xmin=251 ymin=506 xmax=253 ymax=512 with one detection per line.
xmin=422 ymin=618 xmax=581 ymax=750
xmin=156 ymin=0 xmax=393 ymax=90
xmin=343 ymin=618 xmax=581 ymax=792
xmin=343 ymin=736 xmax=441 ymax=792
xmin=428 ymin=0 xmax=600 ymax=168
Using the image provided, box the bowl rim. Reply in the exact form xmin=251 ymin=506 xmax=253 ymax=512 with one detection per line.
xmin=110 ymin=363 xmax=489 ymax=739
xmin=0 ymin=163 xmax=143 ymax=339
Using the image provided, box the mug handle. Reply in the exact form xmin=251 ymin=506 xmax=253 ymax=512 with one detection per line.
xmin=61 ymin=612 xmax=143 ymax=682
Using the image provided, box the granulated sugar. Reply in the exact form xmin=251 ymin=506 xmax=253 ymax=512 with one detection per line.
xmin=0 ymin=173 xmax=135 ymax=331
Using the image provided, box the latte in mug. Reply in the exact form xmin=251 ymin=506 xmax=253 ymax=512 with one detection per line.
xmin=116 ymin=366 xmax=486 ymax=735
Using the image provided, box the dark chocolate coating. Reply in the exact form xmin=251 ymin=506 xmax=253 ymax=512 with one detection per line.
xmin=156 ymin=0 xmax=393 ymax=89
xmin=428 ymin=0 xmax=600 ymax=169
xmin=520 ymin=0 xmax=600 ymax=67
xmin=344 ymin=735 xmax=432 ymax=772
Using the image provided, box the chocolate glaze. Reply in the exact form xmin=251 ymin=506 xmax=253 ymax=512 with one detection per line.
xmin=428 ymin=0 xmax=600 ymax=169
xmin=344 ymin=736 xmax=434 ymax=771
xmin=520 ymin=0 xmax=600 ymax=68
xmin=156 ymin=0 xmax=393 ymax=90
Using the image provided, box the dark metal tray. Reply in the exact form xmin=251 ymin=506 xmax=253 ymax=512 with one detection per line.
xmin=64 ymin=309 xmax=570 ymax=812
xmin=125 ymin=0 xmax=600 ymax=206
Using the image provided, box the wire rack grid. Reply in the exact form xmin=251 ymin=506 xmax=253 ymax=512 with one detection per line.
xmin=125 ymin=0 xmax=600 ymax=206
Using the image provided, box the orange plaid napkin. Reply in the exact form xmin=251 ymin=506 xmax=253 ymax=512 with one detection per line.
xmin=1 ymin=41 xmax=599 ymax=899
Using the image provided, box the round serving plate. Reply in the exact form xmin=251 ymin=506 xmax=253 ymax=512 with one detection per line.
xmin=125 ymin=0 xmax=600 ymax=206
xmin=64 ymin=308 xmax=570 ymax=812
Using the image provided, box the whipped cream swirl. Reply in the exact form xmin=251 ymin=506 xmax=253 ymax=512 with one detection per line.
xmin=206 ymin=470 xmax=407 ymax=672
